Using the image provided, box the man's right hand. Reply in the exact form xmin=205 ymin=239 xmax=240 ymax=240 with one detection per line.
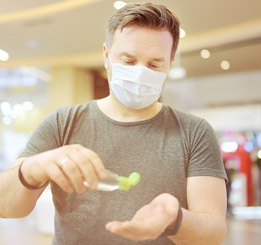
xmin=20 ymin=144 xmax=106 ymax=194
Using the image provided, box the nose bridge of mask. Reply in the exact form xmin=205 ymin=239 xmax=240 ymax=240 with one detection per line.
xmin=134 ymin=66 xmax=167 ymax=89
xmin=111 ymin=63 xmax=167 ymax=90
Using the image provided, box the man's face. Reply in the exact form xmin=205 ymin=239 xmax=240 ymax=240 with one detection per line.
xmin=103 ymin=25 xmax=174 ymax=80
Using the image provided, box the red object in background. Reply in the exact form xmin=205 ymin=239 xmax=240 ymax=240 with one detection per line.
xmin=221 ymin=134 xmax=253 ymax=206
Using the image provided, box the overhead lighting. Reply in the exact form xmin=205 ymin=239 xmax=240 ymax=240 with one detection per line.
xmin=114 ymin=1 xmax=126 ymax=9
xmin=168 ymin=67 xmax=186 ymax=80
xmin=180 ymin=28 xmax=186 ymax=38
xmin=200 ymin=49 xmax=210 ymax=59
xmin=22 ymin=101 xmax=34 ymax=111
xmin=0 ymin=49 xmax=9 ymax=61
xmin=168 ymin=50 xmax=186 ymax=80
xmin=0 ymin=0 xmax=101 ymax=24
xmin=220 ymin=60 xmax=230 ymax=70
xmin=13 ymin=104 xmax=23 ymax=115
xmin=0 ymin=102 xmax=12 ymax=115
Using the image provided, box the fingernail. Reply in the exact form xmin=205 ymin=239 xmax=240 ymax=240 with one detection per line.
xmin=99 ymin=170 xmax=107 ymax=179
xmin=105 ymin=223 xmax=112 ymax=230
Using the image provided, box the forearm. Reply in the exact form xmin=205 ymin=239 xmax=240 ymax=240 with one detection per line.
xmin=168 ymin=208 xmax=227 ymax=245
xmin=0 ymin=163 xmax=45 ymax=218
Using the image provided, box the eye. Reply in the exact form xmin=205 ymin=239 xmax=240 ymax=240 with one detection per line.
xmin=149 ymin=63 xmax=160 ymax=69
xmin=124 ymin=60 xmax=135 ymax=65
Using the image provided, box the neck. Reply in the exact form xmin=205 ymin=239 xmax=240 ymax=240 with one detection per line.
xmin=97 ymin=95 xmax=162 ymax=122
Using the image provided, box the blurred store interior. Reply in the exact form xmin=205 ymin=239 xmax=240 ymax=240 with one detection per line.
xmin=0 ymin=0 xmax=261 ymax=244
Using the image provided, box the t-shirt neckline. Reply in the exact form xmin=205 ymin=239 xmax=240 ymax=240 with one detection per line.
xmin=92 ymin=100 xmax=166 ymax=126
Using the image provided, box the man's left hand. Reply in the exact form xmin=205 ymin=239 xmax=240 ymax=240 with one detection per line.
xmin=105 ymin=193 xmax=179 ymax=241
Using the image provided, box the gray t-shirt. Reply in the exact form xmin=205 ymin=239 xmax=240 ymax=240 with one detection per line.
xmin=20 ymin=101 xmax=227 ymax=245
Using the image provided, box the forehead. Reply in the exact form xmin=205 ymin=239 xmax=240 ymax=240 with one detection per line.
xmin=110 ymin=26 xmax=173 ymax=59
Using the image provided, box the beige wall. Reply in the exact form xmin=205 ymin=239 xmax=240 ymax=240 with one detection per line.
xmin=50 ymin=66 xmax=94 ymax=111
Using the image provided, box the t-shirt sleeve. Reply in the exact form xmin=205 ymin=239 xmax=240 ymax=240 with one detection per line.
xmin=187 ymin=119 xmax=227 ymax=182
xmin=18 ymin=109 xmax=61 ymax=158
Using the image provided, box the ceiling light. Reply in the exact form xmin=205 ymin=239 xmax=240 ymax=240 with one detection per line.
xmin=168 ymin=67 xmax=186 ymax=80
xmin=180 ymin=28 xmax=186 ymax=38
xmin=200 ymin=49 xmax=210 ymax=59
xmin=23 ymin=101 xmax=34 ymax=111
xmin=114 ymin=1 xmax=126 ymax=9
xmin=10 ymin=110 xmax=18 ymax=119
xmin=13 ymin=104 xmax=23 ymax=115
xmin=1 ymin=102 xmax=12 ymax=115
xmin=220 ymin=60 xmax=230 ymax=70
xmin=0 ymin=49 xmax=9 ymax=61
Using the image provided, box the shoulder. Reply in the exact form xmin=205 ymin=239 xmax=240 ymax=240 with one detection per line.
xmin=162 ymin=104 xmax=207 ymax=130
xmin=162 ymin=104 xmax=217 ymax=145
xmin=55 ymin=101 xmax=95 ymax=121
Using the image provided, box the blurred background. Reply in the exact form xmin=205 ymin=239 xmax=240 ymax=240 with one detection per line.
xmin=0 ymin=0 xmax=260 ymax=244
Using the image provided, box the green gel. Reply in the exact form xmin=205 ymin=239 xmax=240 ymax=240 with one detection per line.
xmin=118 ymin=172 xmax=141 ymax=191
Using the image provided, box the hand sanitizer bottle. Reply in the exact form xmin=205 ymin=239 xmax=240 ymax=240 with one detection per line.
xmin=83 ymin=170 xmax=141 ymax=191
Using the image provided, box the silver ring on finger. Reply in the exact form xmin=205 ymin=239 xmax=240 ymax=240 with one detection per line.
xmin=59 ymin=157 xmax=69 ymax=167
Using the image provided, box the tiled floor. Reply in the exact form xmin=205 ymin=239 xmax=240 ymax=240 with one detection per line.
xmin=0 ymin=215 xmax=260 ymax=244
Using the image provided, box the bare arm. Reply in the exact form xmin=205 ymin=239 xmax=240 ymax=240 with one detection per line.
xmin=106 ymin=176 xmax=227 ymax=245
xmin=0 ymin=144 xmax=105 ymax=218
xmin=168 ymin=176 xmax=227 ymax=245
xmin=0 ymin=158 xmax=46 ymax=218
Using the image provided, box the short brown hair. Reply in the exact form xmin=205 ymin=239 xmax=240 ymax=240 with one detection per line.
xmin=106 ymin=2 xmax=180 ymax=58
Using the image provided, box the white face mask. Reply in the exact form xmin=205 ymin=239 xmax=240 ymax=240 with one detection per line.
xmin=108 ymin=56 xmax=167 ymax=110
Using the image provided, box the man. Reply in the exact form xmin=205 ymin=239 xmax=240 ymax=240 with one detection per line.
xmin=0 ymin=3 xmax=227 ymax=244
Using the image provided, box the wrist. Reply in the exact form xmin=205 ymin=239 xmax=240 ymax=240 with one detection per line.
xmin=18 ymin=159 xmax=48 ymax=190
xmin=160 ymin=204 xmax=183 ymax=237
xmin=170 ymin=205 xmax=183 ymax=234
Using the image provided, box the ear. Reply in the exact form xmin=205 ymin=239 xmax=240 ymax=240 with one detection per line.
xmin=103 ymin=43 xmax=109 ymax=70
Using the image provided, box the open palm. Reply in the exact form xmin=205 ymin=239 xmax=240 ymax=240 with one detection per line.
xmin=105 ymin=193 xmax=179 ymax=241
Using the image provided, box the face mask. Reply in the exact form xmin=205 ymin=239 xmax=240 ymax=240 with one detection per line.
xmin=108 ymin=56 xmax=167 ymax=110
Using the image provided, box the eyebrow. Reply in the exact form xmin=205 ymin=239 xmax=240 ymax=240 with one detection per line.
xmin=118 ymin=52 xmax=165 ymax=62
xmin=118 ymin=52 xmax=135 ymax=59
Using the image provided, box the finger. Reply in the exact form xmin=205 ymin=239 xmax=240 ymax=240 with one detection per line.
xmin=106 ymin=221 xmax=148 ymax=241
xmin=76 ymin=146 xmax=106 ymax=178
xmin=106 ymin=221 xmax=133 ymax=236
xmin=106 ymin=221 xmax=125 ymax=232
xmin=45 ymin=162 xmax=74 ymax=193
xmin=57 ymin=156 xmax=86 ymax=194
xmin=67 ymin=148 xmax=99 ymax=190
xmin=106 ymin=217 xmax=167 ymax=241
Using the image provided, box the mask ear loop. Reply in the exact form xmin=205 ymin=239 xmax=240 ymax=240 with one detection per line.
xmin=107 ymin=54 xmax=112 ymax=82
xmin=108 ymin=53 xmax=113 ymax=65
